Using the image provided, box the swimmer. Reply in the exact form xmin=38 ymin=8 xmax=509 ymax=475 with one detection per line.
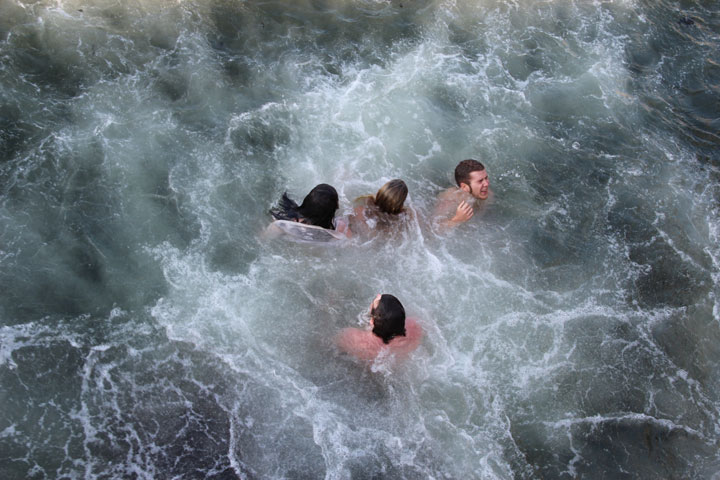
xmin=335 ymin=294 xmax=423 ymax=362
xmin=267 ymin=183 xmax=350 ymax=241
xmin=349 ymin=179 xmax=411 ymax=237
xmin=270 ymin=183 xmax=340 ymax=229
xmin=433 ymin=159 xmax=492 ymax=231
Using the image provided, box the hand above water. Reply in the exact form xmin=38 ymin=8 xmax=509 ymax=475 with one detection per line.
xmin=451 ymin=200 xmax=474 ymax=223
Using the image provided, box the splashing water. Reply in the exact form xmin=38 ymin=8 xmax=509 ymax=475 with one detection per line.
xmin=1 ymin=0 xmax=719 ymax=478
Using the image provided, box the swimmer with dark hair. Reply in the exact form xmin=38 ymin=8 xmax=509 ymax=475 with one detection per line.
xmin=335 ymin=294 xmax=423 ymax=362
xmin=271 ymin=183 xmax=340 ymax=230
xmin=433 ymin=159 xmax=492 ymax=231
xmin=267 ymin=183 xmax=351 ymax=242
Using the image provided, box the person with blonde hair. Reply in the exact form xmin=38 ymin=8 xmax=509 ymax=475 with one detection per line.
xmin=373 ymin=179 xmax=408 ymax=215
xmin=349 ymin=179 xmax=410 ymax=237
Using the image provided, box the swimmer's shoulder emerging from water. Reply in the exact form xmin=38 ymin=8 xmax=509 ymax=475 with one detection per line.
xmin=433 ymin=159 xmax=492 ymax=231
xmin=335 ymin=294 xmax=422 ymax=362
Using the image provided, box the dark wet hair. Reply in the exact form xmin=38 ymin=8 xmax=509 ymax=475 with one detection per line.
xmin=374 ymin=179 xmax=408 ymax=215
xmin=454 ymin=159 xmax=485 ymax=188
xmin=371 ymin=294 xmax=406 ymax=344
xmin=271 ymin=183 xmax=339 ymax=230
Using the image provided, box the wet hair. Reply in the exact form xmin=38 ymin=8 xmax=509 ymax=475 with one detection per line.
xmin=371 ymin=294 xmax=406 ymax=344
xmin=454 ymin=159 xmax=485 ymax=188
xmin=271 ymin=183 xmax=339 ymax=230
xmin=374 ymin=179 xmax=408 ymax=215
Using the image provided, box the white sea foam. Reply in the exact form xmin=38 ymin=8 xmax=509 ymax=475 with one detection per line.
xmin=2 ymin=0 xmax=719 ymax=478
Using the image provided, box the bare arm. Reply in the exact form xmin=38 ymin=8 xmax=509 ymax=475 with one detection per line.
xmin=433 ymin=194 xmax=475 ymax=232
xmin=334 ymin=217 xmax=352 ymax=238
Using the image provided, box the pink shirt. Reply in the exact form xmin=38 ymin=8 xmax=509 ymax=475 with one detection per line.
xmin=335 ymin=318 xmax=423 ymax=362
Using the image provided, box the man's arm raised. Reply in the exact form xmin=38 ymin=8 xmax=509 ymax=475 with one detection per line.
xmin=435 ymin=199 xmax=474 ymax=231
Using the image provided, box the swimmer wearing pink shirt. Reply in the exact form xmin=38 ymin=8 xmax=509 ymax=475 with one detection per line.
xmin=335 ymin=294 xmax=423 ymax=362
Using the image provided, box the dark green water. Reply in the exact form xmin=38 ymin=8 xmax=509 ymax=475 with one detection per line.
xmin=1 ymin=0 xmax=719 ymax=478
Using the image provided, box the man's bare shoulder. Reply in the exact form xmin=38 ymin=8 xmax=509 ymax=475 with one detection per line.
xmin=437 ymin=187 xmax=463 ymax=202
xmin=435 ymin=187 xmax=460 ymax=212
xmin=335 ymin=328 xmax=382 ymax=361
xmin=403 ymin=318 xmax=423 ymax=346
xmin=434 ymin=187 xmax=473 ymax=218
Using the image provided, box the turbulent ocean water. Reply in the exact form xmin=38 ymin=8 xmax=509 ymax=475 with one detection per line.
xmin=1 ymin=0 xmax=719 ymax=478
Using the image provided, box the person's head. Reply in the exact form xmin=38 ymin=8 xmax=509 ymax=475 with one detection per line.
xmin=369 ymin=294 xmax=406 ymax=344
xmin=298 ymin=183 xmax=339 ymax=229
xmin=374 ymin=179 xmax=408 ymax=215
xmin=454 ymin=159 xmax=489 ymax=200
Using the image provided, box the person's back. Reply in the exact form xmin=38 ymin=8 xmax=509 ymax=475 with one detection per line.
xmin=335 ymin=318 xmax=422 ymax=362
xmin=335 ymin=294 xmax=422 ymax=362
xmin=349 ymin=179 xmax=410 ymax=238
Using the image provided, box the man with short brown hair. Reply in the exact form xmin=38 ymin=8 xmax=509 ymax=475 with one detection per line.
xmin=434 ymin=159 xmax=491 ymax=230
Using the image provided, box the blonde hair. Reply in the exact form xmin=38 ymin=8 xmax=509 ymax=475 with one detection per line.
xmin=374 ymin=179 xmax=408 ymax=215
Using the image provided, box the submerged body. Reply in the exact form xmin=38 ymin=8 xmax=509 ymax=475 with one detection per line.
xmin=335 ymin=317 xmax=423 ymax=362
xmin=267 ymin=183 xmax=351 ymax=241
xmin=434 ymin=188 xmax=480 ymax=223
xmin=265 ymin=219 xmax=347 ymax=243
xmin=270 ymin=183 xmax=340 ymax=230
xmin=335 ymin=294 xmax=422 ymax=362
xmin=349 ymin=196 xmax=414 ymax=239
xmin=434 ymin=160 xmax=492 ymax=231
xmin=348 ymin=179 xmax=410 ymax=239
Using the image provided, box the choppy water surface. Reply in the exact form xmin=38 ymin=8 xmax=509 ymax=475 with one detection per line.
xmin=1 ymin=0 xmax=719 ymax=478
